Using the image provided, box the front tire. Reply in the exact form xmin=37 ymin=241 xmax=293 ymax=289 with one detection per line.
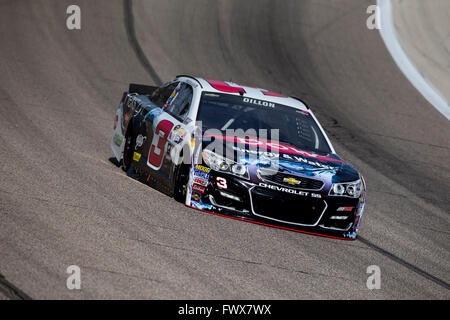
xmin=173 ymin=164 xmax=190 ymax=203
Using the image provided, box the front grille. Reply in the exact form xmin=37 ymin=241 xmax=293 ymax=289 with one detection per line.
xmin=250 ymin=187 xmax=327 ymax=226
xmin=258 ymin=168 xmax=324 ymax=190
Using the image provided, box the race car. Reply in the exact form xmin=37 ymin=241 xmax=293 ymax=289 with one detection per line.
xmin=110 ymin=75 xmax=366 ymax=240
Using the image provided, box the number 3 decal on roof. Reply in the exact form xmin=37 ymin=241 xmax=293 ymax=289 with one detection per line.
xmin=206 ymin=79 xmax=287 ymax=97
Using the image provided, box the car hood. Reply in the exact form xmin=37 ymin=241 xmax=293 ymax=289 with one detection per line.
xmin=202 ymin=135 xmax=360 ymax=183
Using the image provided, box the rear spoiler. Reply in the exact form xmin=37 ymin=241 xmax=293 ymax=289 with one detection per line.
xmin=128 ymin=83 xmax=158 ymax=95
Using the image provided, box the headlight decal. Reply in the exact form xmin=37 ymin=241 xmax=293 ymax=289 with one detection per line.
xmin=329 ymin=180 xmax=362 ymax=198
xmin=202 ymin=150 xmax=249 ymax=179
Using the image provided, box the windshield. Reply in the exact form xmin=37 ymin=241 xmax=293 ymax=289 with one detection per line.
xmin=196 ymin=92 xmax=332 ymax=154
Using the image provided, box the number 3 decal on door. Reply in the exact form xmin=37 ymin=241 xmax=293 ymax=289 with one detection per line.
xmin=148 ymin=119 xmax=174 ymax=169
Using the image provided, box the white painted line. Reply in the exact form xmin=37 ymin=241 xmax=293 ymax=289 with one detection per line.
xmin=378 ymin=0 xmax=450 ymax=120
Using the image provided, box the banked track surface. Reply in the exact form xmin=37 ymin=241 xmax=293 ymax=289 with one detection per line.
xmin=0 ymin=0 xmax=448 ymax=299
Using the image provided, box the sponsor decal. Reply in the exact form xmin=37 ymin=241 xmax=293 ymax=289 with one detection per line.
xmin=233 ymin=146 xmax=336 ymax=170
xmin=170 ymin=125 xmax=187 ymax=144
xmin=193 ymin=170 xmax=210 ymax=180
xmin=243 ymin=97 xmax=275 ymax=108
xmin=191 ymin=192 xmax=201 ymax=202
xmin=173 ymin=127 xmax=185 ymax=136
xmin=133 ymin=152 xmax=141 ymax=162
xmin=337 ymin=206 xmax=354 ymax=212
xmin=258 ymin=182 xmax=309 ymax=196
xmin=210 ymin=136 xmax=342 ymax=163
xmin=283 ymin=177 xmax=300 ymax=185
xmin=195 ymin=164 xmax=211 ymax=173
xmin=194 ymin=177 xmax=208 ymax=186
xmin=216 ymin=177 xmax=227 ymax=189
xmin=192 ymin=184 xmax=206 ymax=194
xmin=280 ymin=153 xmax=335 ymax=169
xmin=193 ymin=165 xmax=211 ymax=180
xmin=113 ymin=133 xmax=123 ymax=146
xmin=258 ymin=182 xmax=322 ymax=198
xmin=135 ymin=134 xmax=146 ymax=149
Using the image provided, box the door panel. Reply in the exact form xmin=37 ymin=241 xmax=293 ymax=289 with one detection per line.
xmin=148 ymin=118 xmax=175 ymax=170
xmin=132 ymin=81 xmax=195 ymax=194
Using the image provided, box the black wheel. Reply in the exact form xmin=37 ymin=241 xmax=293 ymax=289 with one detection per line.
xmin=173 ymin=164 xmax=190 ymax=203
xmin=121 ymin=125 xmax=134 ymax=172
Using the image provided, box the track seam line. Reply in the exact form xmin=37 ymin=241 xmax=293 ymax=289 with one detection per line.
xmin=123 ymin=0 xmax=163 ymax=86
xmin=0 ymin=273 xmax=32 ymax=300
xmin=358 ymin=236 xmax=450 ymax=291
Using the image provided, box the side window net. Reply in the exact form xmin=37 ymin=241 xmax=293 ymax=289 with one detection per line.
xmin=165 ymin=83 xmax=193 ymax=121
xmin=150 ymin=82 xmax=179 ymax=107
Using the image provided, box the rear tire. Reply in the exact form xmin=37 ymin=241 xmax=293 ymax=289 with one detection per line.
xmin=121 ymin=125 xmax=134 ymax=172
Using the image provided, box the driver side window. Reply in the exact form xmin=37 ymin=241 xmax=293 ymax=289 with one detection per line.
xmin=150 ymin=82 xmax=179 ymax=108
xmin=165 ymin=82 xmax=193 ymax=121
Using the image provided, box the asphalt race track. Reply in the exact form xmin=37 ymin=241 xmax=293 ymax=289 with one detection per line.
xmin=0 ymin=0 xmax=448 ymax=299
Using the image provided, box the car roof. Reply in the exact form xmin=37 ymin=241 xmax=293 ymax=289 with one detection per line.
xmin=174 ymin=75 xmax=335 ymax=154
xmin=176 ymin=75 xmax=310 ymax=113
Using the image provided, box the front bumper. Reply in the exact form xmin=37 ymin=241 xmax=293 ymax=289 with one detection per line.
xmin=188 ymin=170 xmax=366 ymax=240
